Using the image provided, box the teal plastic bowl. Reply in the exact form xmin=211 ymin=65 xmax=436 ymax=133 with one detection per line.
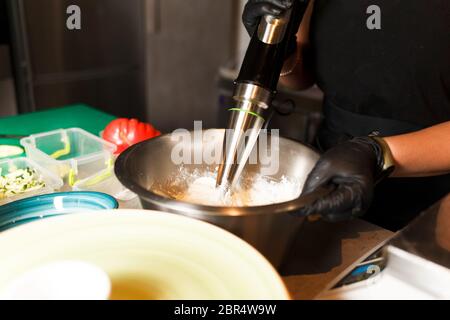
xmin=0 ymin=192 xmax=118 ymax=232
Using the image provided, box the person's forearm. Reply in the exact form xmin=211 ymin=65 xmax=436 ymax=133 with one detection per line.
xmin=384 ymin=121 xmax=450 ymax=177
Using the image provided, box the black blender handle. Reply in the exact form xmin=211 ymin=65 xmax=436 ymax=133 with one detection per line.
xmin=235 ymin=0 xmax=310 ymax=92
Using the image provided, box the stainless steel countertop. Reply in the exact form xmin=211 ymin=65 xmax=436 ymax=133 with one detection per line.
xmin=281 ymin=218 xmax=394 ymax=299
xmin=389 ymin=193 xmax=450 ymax=269
xmin=316 ymin=193 xmax=450 ymax=300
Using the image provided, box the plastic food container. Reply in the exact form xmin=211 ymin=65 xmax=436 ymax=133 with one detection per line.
xmin=73 ymin=174 xmax=141 ymax=209
xmin=20 ymin=128 xmax=116 ymax=186
xmin=0 ymin=157 xmax=63 ymax=206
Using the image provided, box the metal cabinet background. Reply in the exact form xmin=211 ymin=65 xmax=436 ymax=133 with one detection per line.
xmin=145 ymin=0 xmax=236 ymax=132
xmin=7 ymin=0 xmax=146 ymax=119
xmin=7 ymin=0 xmax=237 ymax=132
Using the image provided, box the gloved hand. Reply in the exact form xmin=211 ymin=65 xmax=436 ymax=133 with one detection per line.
xmin=242 ymin=0 xmax=293 ymax=36
xmin=242 ymin=0 xmax=297 ymax=57
xmin=297 ymin=137 xmax=387 ymax=222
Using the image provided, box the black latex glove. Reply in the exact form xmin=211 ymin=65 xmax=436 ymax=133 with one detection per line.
xmin=242 ymin=0 xmax=297 ymax=57
xmin=242 ymin=0 xmax=293 ymax=36
xmin=297 ymin=137 xmax=385 ymax=222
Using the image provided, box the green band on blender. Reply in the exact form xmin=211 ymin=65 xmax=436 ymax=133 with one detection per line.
xmin=228 ymin=108 xmax=265 ymax=121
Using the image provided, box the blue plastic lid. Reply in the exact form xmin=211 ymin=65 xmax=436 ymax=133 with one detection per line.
xmin=0 ymin=191 xmax=118 ymax=232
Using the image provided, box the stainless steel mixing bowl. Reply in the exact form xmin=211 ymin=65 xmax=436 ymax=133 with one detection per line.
xmin=115 ymin=129 xmax=326 ymax=268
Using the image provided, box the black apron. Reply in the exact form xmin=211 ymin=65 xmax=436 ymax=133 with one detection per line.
xmin=310 ymin=0 xmax=450 ymax=231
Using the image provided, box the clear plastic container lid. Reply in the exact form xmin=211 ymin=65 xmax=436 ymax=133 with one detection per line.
xmin=0 ymin=157 xmax=63 ymax=205
xmin=73 ymin=170 xmax=140 ymax=209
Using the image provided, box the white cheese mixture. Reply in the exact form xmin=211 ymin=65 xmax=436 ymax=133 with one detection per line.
xmin=178 ymin=171 xmax=301 ymax=207
xmin=0 ymin=168 xmax=46 ymax=200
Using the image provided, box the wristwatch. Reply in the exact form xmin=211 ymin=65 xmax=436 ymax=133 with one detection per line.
xmin=370 ymin=136 xmax=396 ymax=181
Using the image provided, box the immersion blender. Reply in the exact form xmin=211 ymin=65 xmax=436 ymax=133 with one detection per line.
xmin=216 ymin=0 xmax=310 ymax=188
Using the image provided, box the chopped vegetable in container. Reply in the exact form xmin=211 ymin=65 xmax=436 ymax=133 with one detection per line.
xmin=0 ymin=168 xmax=46 ymax=200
